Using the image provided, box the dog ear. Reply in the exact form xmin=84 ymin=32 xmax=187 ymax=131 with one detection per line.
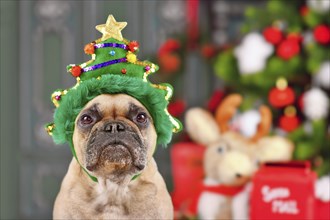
xmin=185 ymin=108 xmax=221 ymax=147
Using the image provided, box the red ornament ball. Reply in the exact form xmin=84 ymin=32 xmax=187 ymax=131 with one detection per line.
xmin=128 ymin=41 xmax=139 ymax=52
xmin=300 ymin=6 xmax=309 ymax=16
xmin=268 ymin=87 xmax=295 ymax=108
xmin=168 ymin=100 xmax=186 ymax=117
xmin=207 ymin=90 xmax=224 ymax=113
xmin=298 ymin=93 xmax=305 ymax=110
xmin=158 ymin=39 xmax=181 ymax=56
xmin=121 ymin=68 xmax=127 ymax=74
xmin=279 ymin=115 xmax=300 ymax=132
xmin=313 ymin=25 xmax=330 ymax=45
xmin=276 ymin=39 xmax=300 ymax=60
xmin=287 ymin=33 xmax=303 ymax=44
xmin=263 ymin=27 xmax=283 ymax=45
xmin=158 ymin=53 xmax=181 ymax=74
xmin=201 ymin=44 xmax=216 ymax=58
xmin=84 ymin=43 xmax=95 ymax=55
xmin=71 ymin=66 xmax=82 ymax=77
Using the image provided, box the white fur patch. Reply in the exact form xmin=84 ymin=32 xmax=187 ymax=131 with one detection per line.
xmin=94 ymin=178 xmax=129 ymax=210
xmin=198 ymin=178 xmax=227 ymax=220
xmin=232 ymin=183 xmax=252 ymax=220
xmin=198 ymin=192 xmax=227 ymax=220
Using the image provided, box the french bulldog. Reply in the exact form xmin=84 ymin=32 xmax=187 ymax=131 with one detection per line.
xmin=53 ymin=94 xmax=173 ymax=219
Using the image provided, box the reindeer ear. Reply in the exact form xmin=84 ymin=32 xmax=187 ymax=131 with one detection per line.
xmin=256 ymin=136 xmax=294 ymax=162
xmin=185 ymin=108 xmax=220 ymax=146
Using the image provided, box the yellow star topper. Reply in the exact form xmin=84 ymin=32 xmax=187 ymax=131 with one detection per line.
xmin=95 ymin=15 xmax=127 ymax=41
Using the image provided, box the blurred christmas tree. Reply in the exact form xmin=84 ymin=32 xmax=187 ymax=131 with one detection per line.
xmin=214 ymin=0 xmax=330 ymax=176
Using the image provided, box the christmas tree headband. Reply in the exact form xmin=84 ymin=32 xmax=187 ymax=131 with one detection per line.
xmin=46 ymin=15 xmax=182 ymax=147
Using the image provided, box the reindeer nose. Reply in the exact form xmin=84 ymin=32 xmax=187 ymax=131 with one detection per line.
xmin=103 ymin=122 xmax=125 ymax=133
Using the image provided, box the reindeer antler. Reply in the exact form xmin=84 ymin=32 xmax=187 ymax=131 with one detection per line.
xmin=215 ymin=94 xmax=272 ymax=142
xmin=250 ymin=105 xmax=272 ymax=142
xmin=215 ymin=94 xmax=243 ymax=133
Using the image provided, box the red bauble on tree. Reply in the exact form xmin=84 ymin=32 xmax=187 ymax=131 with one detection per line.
xmin=279 ymin=106 xmax=300 ymax=132
xmin=298 ymin=93 xmax=305 ymax=110
xmin=276 ymin=38 xmax=300 ymax=60
xmin=158 ymin=39 xmax=181 ymax=56
xmin=268 ymin=78 xmax=295 ymax=108
xmin=158 ymin=53 xmax=181 ymax=74
xmin=168 ymin=100 xmax=186 ymax=117
xmin=84 ymin=43 xmax=95 ymax=55
xmin=128 ymin=41 xmax=139 ymax=52
xmin=313 ymin=25 xmax=330 ymax=45
xmin=287 ymin=33 xmax=303 ymax=44
xmin=70 ymin=66 xmax=82 ymax=77
xmin=201 ymin=44 xmax=217 ymax=58
xmin=299 ymin=5 xmax=309 ymax=16
xmin=263 ymin=27 xmax=283 ymax=45
xmin=207 ymin=90 xmax=224 ymax=113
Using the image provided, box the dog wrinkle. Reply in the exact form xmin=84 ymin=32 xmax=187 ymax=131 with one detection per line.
xmin=112 ymin=106 xmax=117 ymax=119
xmin=95 ymin=203 xmax=104 ymax=213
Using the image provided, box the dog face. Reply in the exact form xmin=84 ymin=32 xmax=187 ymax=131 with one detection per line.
xmin=72 ymin=94 xmax=157 ymax=181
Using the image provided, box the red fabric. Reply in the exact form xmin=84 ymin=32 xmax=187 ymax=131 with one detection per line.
xmin=187 ymin=182 xmax=245 ymax=215
xmin=203 ymin=184 xmax=245 ymax=196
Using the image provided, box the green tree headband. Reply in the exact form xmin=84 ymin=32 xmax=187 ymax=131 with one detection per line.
xmin=46 ymin=15 xmax=182 ymax=181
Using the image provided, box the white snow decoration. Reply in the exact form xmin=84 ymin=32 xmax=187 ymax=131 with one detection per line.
xmin=307 ymin=0 xmax=330 ymax=14
xmin=315 ymin=175 xmax=330 ymax=202
xmin=303 ymin=88 xmax=329 ymax=120
xmin=314 ymin=61 xmax=330 ymax=89
xmin=234 ymin=33 xmax=273 ymax=75
xmin=232 ymin=110 xmax=261 ymax=138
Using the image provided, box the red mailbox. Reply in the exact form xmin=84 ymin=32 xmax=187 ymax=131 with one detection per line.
xmin=250 ymin=161 xmax=317 ymax=220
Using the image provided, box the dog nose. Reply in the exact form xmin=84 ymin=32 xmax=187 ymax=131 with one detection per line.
xmin=236 ymin=173 xmax=242 ymax=178
xmin=104 ymin=122 xmax=125 ymax=133
xmin=136 ymin=164 xmax=145 ymax=171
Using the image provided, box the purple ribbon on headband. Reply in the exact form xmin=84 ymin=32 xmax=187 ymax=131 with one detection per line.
xmin=82 ymin=58 xmax=127 ymax=73
xmin=94 ymin=43 xmax=127 ymax=50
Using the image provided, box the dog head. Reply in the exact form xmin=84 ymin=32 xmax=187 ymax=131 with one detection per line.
xmin=72 ymin=94 xmax=157 ymax=181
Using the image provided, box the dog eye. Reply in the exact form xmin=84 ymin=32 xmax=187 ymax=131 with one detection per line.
xmin=135 ymin=113 xmax=148 ymax=124
xmin=80 ymin=114 xmax=94 ymax=125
